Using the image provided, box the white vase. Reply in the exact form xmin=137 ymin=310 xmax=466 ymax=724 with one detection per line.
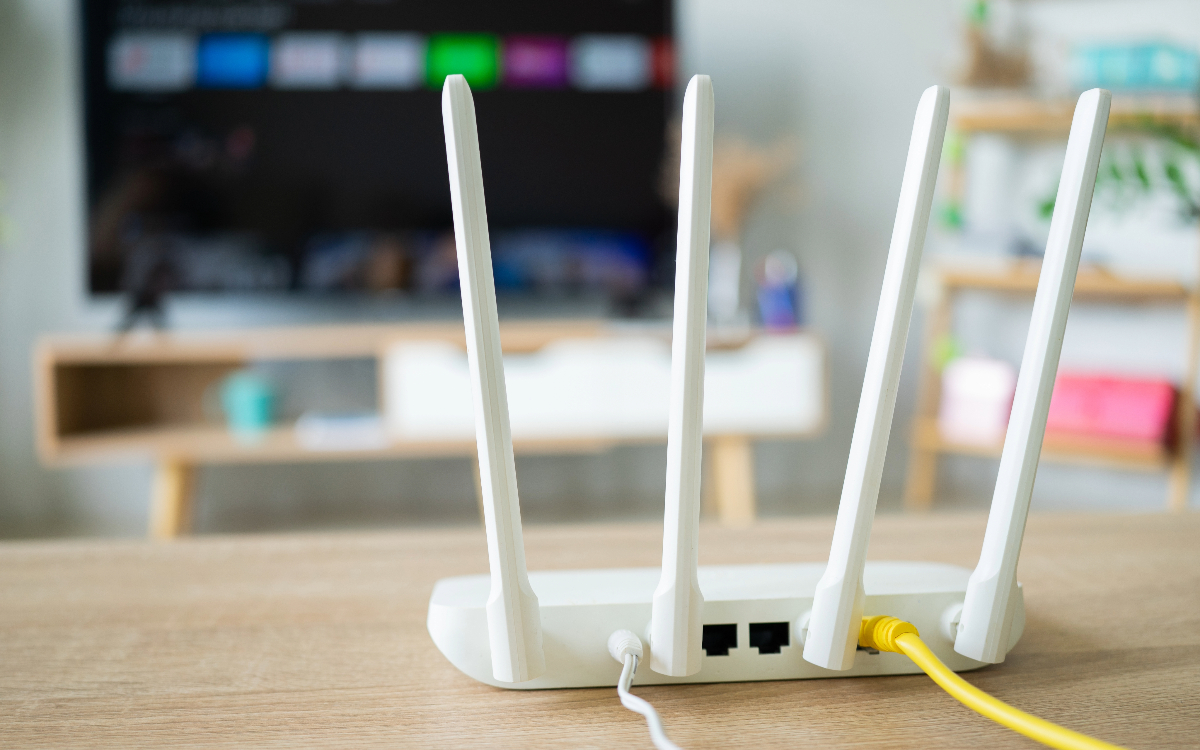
xmin=708 ymin=239 xmax=742 ymax=324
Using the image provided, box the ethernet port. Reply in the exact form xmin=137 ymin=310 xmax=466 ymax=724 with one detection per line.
xmin=749 ymin=622 xmax=790 ymax=654
xmin=702 ymin=624 xmax=738 ymax=656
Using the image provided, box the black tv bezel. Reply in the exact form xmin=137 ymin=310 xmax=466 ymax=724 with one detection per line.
xmin=78 ymin=0 xmax=679 ymax=307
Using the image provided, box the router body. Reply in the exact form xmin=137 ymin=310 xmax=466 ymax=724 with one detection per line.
xmin=428 ymin=74 xmax=1108 ymax=698
xmin=428 ymin=561 xmax=1024 ymax=689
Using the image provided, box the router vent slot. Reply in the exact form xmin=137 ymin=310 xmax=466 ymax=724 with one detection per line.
xmin=702 ymin=624 xmax=737 ymax=656
xmin=749 ymin=622 xmax=790 ymax=654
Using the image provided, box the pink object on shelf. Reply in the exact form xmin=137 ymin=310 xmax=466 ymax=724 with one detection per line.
xmin=1046 ymin=374 xmax=1176 ymax=443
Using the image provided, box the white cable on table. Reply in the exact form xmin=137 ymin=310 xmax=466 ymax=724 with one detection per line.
xmin=617 ymin=654 xmax=683 ymax=750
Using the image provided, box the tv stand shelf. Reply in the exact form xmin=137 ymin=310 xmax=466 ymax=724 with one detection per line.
xmin=49 ymin=423 xmax=623 ymax=465
xmin=35 ymin=322 xmax=826 ymax=538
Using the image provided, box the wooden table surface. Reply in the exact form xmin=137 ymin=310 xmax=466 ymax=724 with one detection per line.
xmin=2 ymin=513 xmax=1197 ymax=748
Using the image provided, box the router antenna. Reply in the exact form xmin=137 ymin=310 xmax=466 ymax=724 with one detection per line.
xmin=649 ymin=74 xmax=715 ymax=677
xmin=955 ymin=89 xmax=1110 ymax=664
xmin=441 ymin=74 xmax=545 ymax=683
xmin=803 ymin=85 xmax=949 ymax=671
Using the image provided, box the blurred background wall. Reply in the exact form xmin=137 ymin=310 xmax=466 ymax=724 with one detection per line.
xmin=1 ymin=0 xmax=1197 ymax=538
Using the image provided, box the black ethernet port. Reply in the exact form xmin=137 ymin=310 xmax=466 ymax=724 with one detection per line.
xmin=749 ymin=622 xmax=790 ymax=654
xmin=702 ymin=623 xmax=738 ymax=656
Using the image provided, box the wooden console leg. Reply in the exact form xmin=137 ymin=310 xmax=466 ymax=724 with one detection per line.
xmin=149 ymin=461 xmax=196 ymax=540
xmin=709 ymin=436 xmax=756 ymax=526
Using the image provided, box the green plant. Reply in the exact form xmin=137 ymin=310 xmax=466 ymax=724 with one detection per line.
xmin=1039 ymin=120 xmax=1200 ymax=221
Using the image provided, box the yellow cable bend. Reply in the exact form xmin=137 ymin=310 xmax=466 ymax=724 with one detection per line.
xmin=894 ymin=632 xmax=1127 ymax=750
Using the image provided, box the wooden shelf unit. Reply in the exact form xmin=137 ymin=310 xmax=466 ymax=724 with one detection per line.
xmin=905 ymin=260 xmax=1199 ymax=512
xmin=35 ymin=321 xmax=817 ymax=538
xmin=905 ymin=95 xmax=1200 ymax=513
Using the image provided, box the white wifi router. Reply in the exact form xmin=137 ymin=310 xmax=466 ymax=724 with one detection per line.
xmin=428 ymin=74 xmax=1111 ymax=689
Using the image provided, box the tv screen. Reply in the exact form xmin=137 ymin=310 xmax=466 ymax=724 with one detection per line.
xmin=81 ymin=0 xmax=674 ymax=301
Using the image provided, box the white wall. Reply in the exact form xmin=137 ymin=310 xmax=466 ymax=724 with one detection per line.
xmin=0 ymin=1 xmax=153 ymax=536
xmin=0 ymin=0 xmax=1193 ymax=538
xmin=680 ymin=0 xmax=962 ymax=512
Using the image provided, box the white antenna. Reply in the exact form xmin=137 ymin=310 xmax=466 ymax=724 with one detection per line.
xmin=955 ymin=88 xmax=1110 ymax=664
xmin=441 ymin=74 xmax=545 ymax=683
xmin=803 ymin=85 xmax=949 ymax=671
xmin=649 ymin=74 xmax=715 ymax=677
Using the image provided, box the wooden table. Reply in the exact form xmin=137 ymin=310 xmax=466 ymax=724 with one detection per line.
xmin=2 ymin=513 xmax=1197 ymax=748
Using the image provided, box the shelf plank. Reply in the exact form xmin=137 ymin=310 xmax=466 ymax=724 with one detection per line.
xmin=952 ymin=95 xmax=1200 ymax=134
xmin=39 ymin=321 xmax=612 ymax=364
xmin=38 ymin=321 xmax=767 ymax=365
xmin=935 ymin=260 xmax=1190 ymax=300
xmin=914 ymin=418 xmax=1170 ymax=472
xmin=49 ymin=424 xmax=622 ymax=465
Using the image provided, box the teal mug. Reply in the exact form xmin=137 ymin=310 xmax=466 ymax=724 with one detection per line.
xmin=219 ymin=370 xmax=275 ymax=439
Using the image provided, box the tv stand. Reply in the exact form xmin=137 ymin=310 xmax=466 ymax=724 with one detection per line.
xmin=34 ymin=323 xmax=826 ymax=537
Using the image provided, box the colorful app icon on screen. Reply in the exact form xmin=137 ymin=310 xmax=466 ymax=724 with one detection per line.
xmin=353 ymin=33 xmax=426 ymax=89
xmin=652 ymin=38 xmax=674 ymax=88
xmin=108 ymin=32 xmax=196 ymax=91
xmin=197 ymin=33 xmax=270 ymax=88
xmin=503 ymin=36 xmax=568 ymax=88
xmin=426 ymin=34 xmax=500 ymax=89
xmin=271 ymin=33 xmax=346 ymax=89
xmin=569 ymin=35 xmax=651 ymax=91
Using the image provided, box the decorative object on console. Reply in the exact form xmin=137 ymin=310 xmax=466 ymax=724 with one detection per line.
xmin=661 ymin=125 xmax=793 ymax=325
xmin=293 ymin=412 xmax=389 ymax=452
xmin=756 ymin=250 xmax=803 ymax=330
xmin=219 ymin=370 xmax=275 ymax=441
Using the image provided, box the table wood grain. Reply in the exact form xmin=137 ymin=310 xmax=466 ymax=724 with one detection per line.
xmin=2 ymin=513 xmax=1197 ymax=748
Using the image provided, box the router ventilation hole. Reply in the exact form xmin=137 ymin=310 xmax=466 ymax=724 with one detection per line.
xmin=702 ymin=624 xmax=737 ymax=656
xmin=749 ymin=622 xmax=790 ymax=654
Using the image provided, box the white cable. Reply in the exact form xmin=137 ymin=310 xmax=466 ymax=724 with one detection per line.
xmin=618 ymin=654 xmax=683 ymax=750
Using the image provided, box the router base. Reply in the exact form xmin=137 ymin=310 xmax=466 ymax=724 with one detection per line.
xmin=427 ymin=561 xmax=1024 ymax=689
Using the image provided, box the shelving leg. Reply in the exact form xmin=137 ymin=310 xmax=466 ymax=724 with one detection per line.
xmin=149 ymin=460 xmax=196 ymax=540
xmin=708 ymin=436 xmax=756 ymax=526
xmin=1168 ymin=291 xmax=1200 ymax=512
xmin=904 ymin=288 xmax=953 ymax=510
xmin=904 ymin=447 xmax=940 ymax=511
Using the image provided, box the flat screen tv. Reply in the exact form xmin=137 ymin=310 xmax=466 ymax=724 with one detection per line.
xmin=81 ymin=0 xmax=674 ymax=304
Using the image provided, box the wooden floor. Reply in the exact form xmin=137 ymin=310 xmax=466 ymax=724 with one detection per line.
xmin=1 ymin=513 xmax=1197 ymax=748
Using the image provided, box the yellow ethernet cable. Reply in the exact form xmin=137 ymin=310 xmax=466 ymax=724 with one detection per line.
xmin=859 ymin=616 xmax=1128 ymax=750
